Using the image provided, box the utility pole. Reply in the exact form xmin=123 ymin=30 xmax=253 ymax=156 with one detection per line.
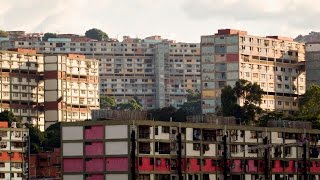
xmin=222 ymin=135 xmax=228 ymax=180
xmin=130 ymin=130 xmax=136 ymax=180
xmin=263 ymin=137 xmax=269 ymax=180
xmin=176 ymin=133 xmax=182 ymax=180
xmin=303 ymin=142 xmax=308 ymax=180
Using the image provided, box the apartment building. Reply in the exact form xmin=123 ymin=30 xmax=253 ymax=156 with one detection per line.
xmin=0 ymin=35 xmax=201 ymax=109
xmin=201 ymin=29 xmax=306 ymax=114
xmin=0 ymin=49 xmax=99 ymax=130
xmin=0 ymin=49 xmax=45 ymax=130
xmin=305 ymin=42 xmax=320 ymax=88
xmin=0 ymin=121 xmax=29 ymax=180
xmin=44 ymin=54 xmax=99 ymax=128
xmin=61 ymin=119 xmax=320 ymax=180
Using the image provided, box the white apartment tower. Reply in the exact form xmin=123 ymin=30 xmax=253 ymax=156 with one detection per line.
xmin=201 ymin=29 xmax=305 ymax=114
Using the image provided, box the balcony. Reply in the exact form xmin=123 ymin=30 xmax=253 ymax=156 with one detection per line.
xmin=202 ymin=129 xmax=216 ymax=142
xmin=138 ymin=126 xmax=150 ymax=139
xmin=138 ymin=142 xmax=151 ymax=154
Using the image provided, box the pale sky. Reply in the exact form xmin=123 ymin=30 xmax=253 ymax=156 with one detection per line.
xmin=1 ymin=0 xmax=320 ymax=42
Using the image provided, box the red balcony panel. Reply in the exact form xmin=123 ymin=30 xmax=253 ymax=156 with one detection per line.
xmin=106 ymin=157 xmax=128 ymax=171
xmin=85 ymin=158 xmax=104 ymax=172
xmin=186 ymin=159 xmax=200 ymax=172
xmin=138 ymin=157 xmax=154 ymax=171
xmin=63 ymin=158 xmax=83 ymax=172
xmin=310 ymin=161 xmax=320 ymax=173
xmin=84 ymin=125 xmax=104 ymax=140
xmin=202 ymin=159 xmax=216 ymax=172
xmin=272 ymin=160 xmax=284 ymax=173
xmin=85 ymin=142 xmax=104 ymax=156
xmin=231 ymin=160 xmax=244 ymax=173
xmin=246 ymin=160 xmax=258 ymax=173
xmin=284 ymin=160 xmax=296 ymax=173
xmin=154 ymin=158 xmax=170 ymax=172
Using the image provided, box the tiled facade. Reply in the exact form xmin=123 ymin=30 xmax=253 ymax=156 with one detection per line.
xmin=201 ymin=29 xmax=306 ymax=114
xmin=0 ymin=121 xmax=29 ymax=180
xmin=62 ymin=120 xmax=320 ymax=180
xmin=0 ymin=49 xmax=99 ymax=130
xmin=0 ymin=36 xmax=201 ymax=109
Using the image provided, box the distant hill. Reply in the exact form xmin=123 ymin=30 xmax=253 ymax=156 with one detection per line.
xmin=294 ymin=31 xmax=320 ymax=43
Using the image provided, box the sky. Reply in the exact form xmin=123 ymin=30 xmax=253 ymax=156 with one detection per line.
xmin=1 ymin=0 xmax=320 ymax=42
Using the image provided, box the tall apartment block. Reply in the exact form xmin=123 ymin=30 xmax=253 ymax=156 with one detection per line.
xmin=0 ymin=49 xmax=99 ymax=130
xmin=0 ymin=35 xmax=201 ymax=109
xmin=0 ymin=121 xmax=29 ymax=180
xmin=0 ymin=49 xmax=45 ymax=130
xmin=61 ymin=119 xmax=320 ymax=180
xmin=201 ymin=29 xmax=306 ymax=114
xmin=306 ymin=42 xmax=320 ymax=88
xmin=44 ymin=54 xmax=99 ymax=128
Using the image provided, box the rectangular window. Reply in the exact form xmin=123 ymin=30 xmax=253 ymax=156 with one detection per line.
xmin=162 ymin=126 xmax=169 ymax=133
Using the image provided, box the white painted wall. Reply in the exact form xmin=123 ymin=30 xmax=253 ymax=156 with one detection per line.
xmin=105 ymin=174 xmax=128 ymax=180
xmin=63 ymin=143 xmax=83 ymax=156
xmin=62 ymin=126 xmax=83 ymax=140
xmin=105 ymin=125 xmax=128 ymax=139
xmin=186 ymin=143 xmax=200 ymax=156
xmin=186 ymin=128 xmax=193 ymax=141
xmin=63 ymin=175 xmax=83 ymax=180
xmin=105 ymin=141 xmax=128 ymax=155
xmin=154 ymin=126 xmax=169 ymax=140
xmin=203 ymin=144 xmax=216 ymax=157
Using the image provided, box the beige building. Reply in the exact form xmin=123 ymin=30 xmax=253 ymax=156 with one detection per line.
xmin=201 ymin=29 xmax=305 ymax=114
xmin=0 ymin=36 xmax=201 ymax=109
xmin=0 ymin=49 xmax=45 ymax=130
xmin=0 ymin=49 xmax=99 ymax=130
xmin=44 ymin=54 xmax=99 ymax=129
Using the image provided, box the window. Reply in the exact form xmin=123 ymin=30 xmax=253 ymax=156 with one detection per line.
xmin=293 ymin=102 xmax=297 ymax=106
xmin=277 ymin=84 xmax=282 ymax=89
xmin=0 ymin=173 xmax=4 ymax=178
xmin=13 ymin=85 xmax=19 ymax=90
xmin=0 ymin=163 xmax=4 ymax=167
xmin=162 ymin=126 xmax=169 ymax=133
xmin=278 ymin=101 xmax=282 ymax=105
xmin=155 ymin=127 xmax=158 ymax=135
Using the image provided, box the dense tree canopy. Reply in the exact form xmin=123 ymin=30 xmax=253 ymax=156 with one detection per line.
xmin=85 ymin=28 xmax=108 ymax=41
xmin=115 ymin=98 xmax=143 ymax=111
xmin=220 ymin=79 xmax=263 ymax=124
xmin=43 ymin=32 xmax=57 ymax=41
xmin=299 ymin=85 xmax=320 ymax=119
xmin=100 ymin=96 xmax=116 ymax=109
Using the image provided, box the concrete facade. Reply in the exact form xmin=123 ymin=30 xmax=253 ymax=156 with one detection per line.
xmin=0 ymin=36 xmax=200 ymax=110
xmin=61 ymin=119 xmax=320 ymax=180
xmin=306 ymin=42 xmax=320 ymax=88
xmin=0 ymin=49 xmax=99 ymax=130
xmin=201 ymin=29 xmax=306 ymax=114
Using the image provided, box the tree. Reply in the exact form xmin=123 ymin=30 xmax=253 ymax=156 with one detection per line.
xmin=0 ymin=110 xmax=22 ymax=127
xmin=220 ymin=79 xmax=263 ymax=124
xmin=221 ymin=85 xmax=237 ymax=116
xmin=29 ymin=125 xmax=45 ymax=154
xmin=43 ymin=32 xmax=57 ymax=41
xmin=299 ymin=84 xmax=320 ymax=118
xmin=115 ymin=98 xmax=143 ymax=111
xmin=100 ymin=96 xmax=116 ymax=109
xmin=85 ymin=28 xmax=108 ymax=41
xmin=43 ymin=122 xmax=61 ymax=150
xmin=0 ymin=30 xmax=8 ymax=37
xmin=148 ymin=106 xmax=177 ymax=121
